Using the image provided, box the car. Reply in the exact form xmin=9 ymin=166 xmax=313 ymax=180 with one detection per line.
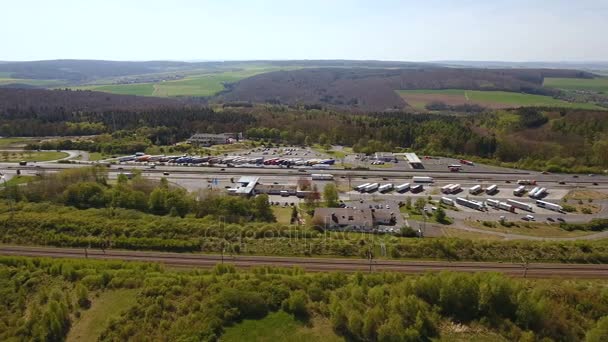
xmin=593 ymin=182 xmax=599 ymax=186
xmin=573 ymin=175 xmax=579 ymax=178
xmin=382 ymin=177 xmax=388 ymax=181
xmin=558 ymin=181 xmax=566 ymax=185
xmin=589 ymin=174 xmax=595 ymax=177
xmin=525 ymin=214 xmax=535 ymax=221
xmin=359 ymin=199 xmax=364 ymax=203
xmin=362 ymin=176 xmax=368 ymax=179
xmin=118 ymin=167 xmax=124 ymax=170
xmin=431 ymin=206 xmax=437 ymax=211
xmin=298 ymin=169 xmax=306 ymax=172
xmin=547 ymin=217 xmax=555 ymax=222
xmin=505 ymin=180 xmax=511 ymax=183
xmin=220 ymin=168 xmax=225 ymax=171
xmin=541 ymin=171 xmax=550 ymax=175
xmin=273 ymin=182 xmax=279 ymax=184
xmin=224 ymin=185 xmax=231 ymax=189
xmin=163 ymin=172 xmax=170 ymax=176
xmin=557 ymin=218 xmax=566 ymax=223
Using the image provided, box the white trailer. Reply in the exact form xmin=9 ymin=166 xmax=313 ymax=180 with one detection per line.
xmin=486 ymin=199 xmax=500 ymax=208
xmin=456 ymin=197 xmax=485 ymax=211
xmin=412 ymin=176 xmax=434 ymax=183
xmin=469 ymin=185 xmax=482 ymax=194
xmin=364 ymin=183 xmax=379 ymax=192
xmin=441 ymin=184 xmax=454 ymax=194
xmin=410 ymin=184 xmax=423 ymax=193
xmin=312 ymin=164 xmax=330 ymax=169
xmin=311 ymin=174 xmax=334 ymax=180
xmin=448 ymin=184 xmax=461 ymax=194
xmin=486 ymin=184 xmax=498 ymax=194
xmin=379 ymin=183 xmax=393 ymax=193
xmin=355 ymin=183 xmax=371 ymax=192
xmin=528 ymin=187 xmax=540 ymax=198
xmin=441 ymin=197 xmax=455 ymax=206
xmin=507 ymin=199 xmax=533 ymax=212
xmin=536 ymin=200 xmax=562 ymax=212
xmin=513 ymin=185 xmax=526 ymax=196
xmin=498 ymin=202 xmax=514 ymax=212
xmin=395 ymin=183 xmax=410 ymax=192
xmin=533 ymin=188 xmax=547 ymax=199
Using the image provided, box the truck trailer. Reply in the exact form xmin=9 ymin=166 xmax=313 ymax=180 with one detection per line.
xmin=507 ymin=199 xmax=533 ymax=212
xmin=311 ymin=174 xmax=334 ymax=180
xmin=395 ymin=183 xmax=410 ymax=192
xmin=412 ymin=176 xmax=434 ymax=183
xmin=469 ymin=185 xmax=482 ymax=194
xmin=513 ymin=185 xmax=526 ymax=196
xmin=378 ymin=184 xmax=393 ymax=193
xmin=536 ymin=200 xmax=562 ymax=212
xmin=355 ymin=183 xmax=371 ymax=192
xmin=364 ymin=183 xmax=379 ymax=192
xmin=456 ymin=197 xmax=485 ymax=211
xmin=485 ymin=184 xmax=498 ymax=194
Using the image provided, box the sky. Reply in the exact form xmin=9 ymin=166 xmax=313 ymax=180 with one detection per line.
xmin=2 ymin=0 xmax=608 ymax=62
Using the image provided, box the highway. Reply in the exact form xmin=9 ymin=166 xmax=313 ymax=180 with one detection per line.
xmin=0 ymin=245 xmax=607 ymax=278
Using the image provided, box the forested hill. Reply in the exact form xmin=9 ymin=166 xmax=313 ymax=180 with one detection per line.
xmin=0 ymin=88 xmax=194 ymax=113
xmin=217 ymin=67 xmax=593 ymax=111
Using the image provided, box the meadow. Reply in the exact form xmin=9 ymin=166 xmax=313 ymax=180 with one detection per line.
xmin=397 ymin=89 xmax=603 ymax=110
xmin=71 ymin=67 xmax=297 ymax=97
xmin=544 ymin=77 xmax=608 ymax=93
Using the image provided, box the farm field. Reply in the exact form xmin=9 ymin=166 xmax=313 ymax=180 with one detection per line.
xmin=543 ymin=77 xmax=608 ymax=93
xmin=0 ymin=77 xmax=66 ymax=87
xmin=0 ymin=150 xmax=68 ymax=162
xmin=71 ymin=67 xmax=296 ymax=97
xmin=397 ymin=89 xmax=603 ymax=110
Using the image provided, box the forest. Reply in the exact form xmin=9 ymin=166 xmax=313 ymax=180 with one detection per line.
xmin=1 ymin=90 xmax=604 ymax=172
xmin=0 ymin=256 xmax=607 ymax=341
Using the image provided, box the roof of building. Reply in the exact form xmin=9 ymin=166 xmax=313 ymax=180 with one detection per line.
xmin=404 ymin=152 xmax=422 ymax=164
xmin=234 ymin=176 xmax=259 ymax=195
xmin=313 ymin=208 xmax=374 ymax=228
xmin=255 ymin=183 xmax=297 ymax=192
xmin=375 ymin=152 xmax=394 ymax=158
xmin=190 ymin=133 xmax=229 ymax=139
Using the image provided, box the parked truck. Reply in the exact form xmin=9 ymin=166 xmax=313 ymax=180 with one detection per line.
xmin=485 ymin=184 xmax=498 ymax=194
xmin=469 ymin=185 xmax=482 ymax=195
xmin=456 ymin=197 xmax=485 ymax=211
xmin=378 ymin=183 xmax=393 ymax=193
xmin=517 ymin=179 xmax=536 ymax=185
xmin=364 ymin=183 xmax=379 ymax=192
xmin=395 ymin=183 xmax=410 ymax=192
xmin=412 ymin=176 xmax=434 ymax=183
xmin=536 ymin=200 xmax=562 ymax=212
xmin=355 ymin=183 xmax=371 ymax=192
xmin=513 ymin=185 xmax=526 ymax=196
xmin=441 ymin=197 xmax=455 ymax=206
xmin=507 ymin=199 xmax=533 ymax=212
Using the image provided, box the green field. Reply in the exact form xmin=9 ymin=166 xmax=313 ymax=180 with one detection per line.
xmin=397 ymin=89 xmax=603 ymax=110
xmin=0 ymin=151 xmax=69 ymax=162
xmin=71 ymin=67 xmax=294 ymax=97
xmin=0 ymin=77 xmax=66 ymax=87
xmin=221 ymin=311 xmax=344 ymax=342
xmin=544 ymin=77 xmax=608 ymax=93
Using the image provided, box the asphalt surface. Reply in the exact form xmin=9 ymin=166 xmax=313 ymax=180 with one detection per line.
xmin=0 ymin=245 xmax=606 ymax=278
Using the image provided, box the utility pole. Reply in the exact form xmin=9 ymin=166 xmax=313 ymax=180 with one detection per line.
xmin=520 ymin=256 xmax=529 ymax=278
xmin=367 ymin=246 xmax=374 ymax=273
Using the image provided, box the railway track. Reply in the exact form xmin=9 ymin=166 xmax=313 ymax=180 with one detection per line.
xmin=1 ymin=245 xmax=606 ymax=278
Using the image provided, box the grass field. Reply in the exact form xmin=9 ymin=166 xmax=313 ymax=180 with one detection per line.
xmin=221 ymin=311 xmax=344 ymax=342
xmin=0 ymin=137 xmax=33 ymax=147
xmin=465 ymin=219 xmax=594 ymax=238
xmin=71 ymin=67 xmax=293 ymax=98
xmin=2 ymin=175 xmax=36 ymax=187
xmin=67 ymin=289 xmax=139 ymax=342
xmin=0 ymin=151 xmax=68 ymax=162
xmin=0 ymin=77 xmax=66 ymax=87
xmin=544 ymin=77 xmax=608 ymax=93
xmin=397 ymin=89 xmax=603 ymax=110
xmin=272 ymin=206 xmax=294 ymax=225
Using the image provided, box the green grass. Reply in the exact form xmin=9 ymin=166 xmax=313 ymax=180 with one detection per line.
xmin=66 ymin=289 xmax=139 ymax=342
xmin=221 ymin=311 xmax=344 ymax=342
xmin=272 ymin=206 xmax=294 ymax=225
xmin=466 ymin=220 xmax=594 ymax=238
xmin=0 ymin=151 xmax=69 ymax=162
xmin=0 ymin=137 xmax=31 ymax=147
xmin=70 ymin=67 xmax=294 ymax=98
xmin=397 ymin=89 xmax=603 ymax=110
xmin=2 ymin=175 xmax=36 ymax=186
xmin=0 ymin=77 xmax=66 ymax=87
xmin=76 ymin=83 xmax=155 ymax=96
xmin=544 ymin=77 xmax=608 ymax=93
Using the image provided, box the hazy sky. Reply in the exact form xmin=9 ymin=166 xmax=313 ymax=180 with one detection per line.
xmin=2 ymin=0 xmax=607 ymax=62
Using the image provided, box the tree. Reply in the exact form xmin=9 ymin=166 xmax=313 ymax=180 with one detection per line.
xmin=323 ymin=183 xmax=339 ymax=208
xmin=434 ymin=207 xmax=447 ymax=224
xmin=414 ymin=198 xmax=426 ymax=213
xmin=586 ymin=316 xmax=608 ymax=342
xmin=253 ymin=194 xmax=275 ymax=222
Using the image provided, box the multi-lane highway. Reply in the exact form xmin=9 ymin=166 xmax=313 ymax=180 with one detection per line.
xmin=0 ymin=245 xmax=606 ymax=278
